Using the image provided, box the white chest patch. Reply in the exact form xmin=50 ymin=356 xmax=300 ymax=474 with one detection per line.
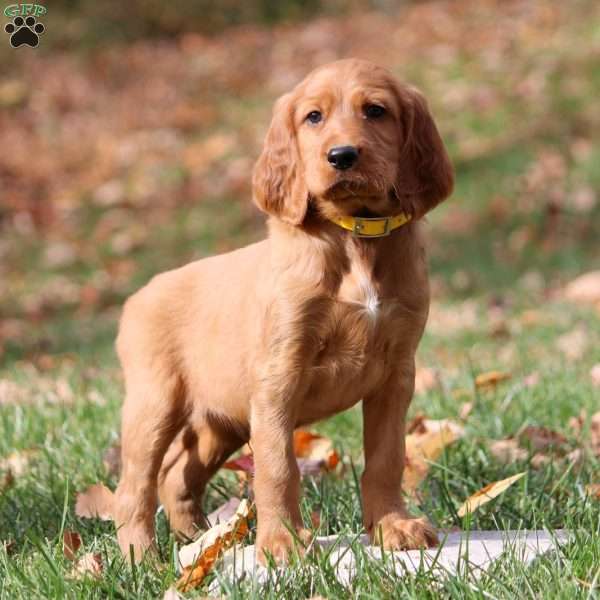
xmin=357 ymin=269 xmax=379 ymax=318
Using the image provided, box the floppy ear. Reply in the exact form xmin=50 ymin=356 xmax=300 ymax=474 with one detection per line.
xmin=395 ymin=85 xmax=454 ymax=218
xmin=252 ymin=93 xmax=309 ymax=226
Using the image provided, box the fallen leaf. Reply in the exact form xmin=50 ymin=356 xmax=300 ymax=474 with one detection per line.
xmin=565 ymin=448 xmax=584 ymax=466
xmin=75 ymin=484 xmax=114 ymax=520
xmin=414 ymin=367 xmax=438 ymax=394
xmin=568 ymin=409 xmax=587 ymax=438
xmin=475 ymin=371 xmax=511 ymax=389
xmin=457 ymin=472 xmax=526 ymax=517
xmin=591 ymin=412 xmax=600 ymax=456
xmin=0 ymin=449 xmax=37 ymax=490
xmin=523 ymin=372 xmax=540 ymax=388
xmin=70 ymin=552 xmax=103 ymax=579
xmin=591 ymin=364 xmax=600 ymax=388
xmin=556 ymin=327 xmax=589 ymax=361
xmin=293 ymin=430 xmax=340 ymax=470
xmin=222 ymin=454 xmax=254 ymax=473
xmin=0 ymin=79 xmax=28 ymax=107
xmin=178 ymin=499 xmax=253 ymax=591
xmin=63 ymin=530 xmax=82 ymax=561
xmin=403 ymin=419 xmax=463 ymax=494
xmin=489 ymin=439 xmax=528 ymax=463
xmin=407 ymin=416 xmax=465 ymax=438
xmin=530 ymin=453 xmax=552 ymax=469
xmin=163 ymin=588 xmax=184 ymax=600
xmin=459 ymin=402 xmax=473 ymax=420
xmin=517 ymin=426 xmax=568 ymax=453
xmin=0 ymin=379 xmax=27 ymax=405
xmin=564 ymin=271 xmax=600 ymax=305
xmin=585 ymin=484 xmax=600 ymax=499
xmin=207 ymin=498 xmax=241 ymax=526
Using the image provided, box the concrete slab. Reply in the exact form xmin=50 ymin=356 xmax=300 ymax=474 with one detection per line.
xmin=212 ymin=529 xmax=569 ymax=588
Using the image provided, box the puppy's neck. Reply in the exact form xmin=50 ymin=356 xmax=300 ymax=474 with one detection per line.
xmin=267 ymin=214 xmax=415 ymax=294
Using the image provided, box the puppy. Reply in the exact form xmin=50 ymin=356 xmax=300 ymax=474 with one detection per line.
xmin=114 ymin=58 xmax=453 ymax=563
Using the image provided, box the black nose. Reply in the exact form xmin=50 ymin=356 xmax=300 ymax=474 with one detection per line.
xmin=327 ymin=145 xmax=359 ymax=170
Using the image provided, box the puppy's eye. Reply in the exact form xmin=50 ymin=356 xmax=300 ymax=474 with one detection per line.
xmin=305 ymin=110 xmax=322 ymax=124
xmin=364 ymin=104 xmax=386 ymax=119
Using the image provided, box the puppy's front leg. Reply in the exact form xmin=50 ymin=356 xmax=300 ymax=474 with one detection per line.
xmin=361 ymin=365 xmax=438 ymax=550
xmin=251 ymin=395 xmax=310 ymax=564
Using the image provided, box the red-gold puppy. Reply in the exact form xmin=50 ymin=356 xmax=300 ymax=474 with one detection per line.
xmin=114 ymin=58 xmax=453 ymax=563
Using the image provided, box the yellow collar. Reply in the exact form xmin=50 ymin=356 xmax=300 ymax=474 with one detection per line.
xmin=327 ymin=212 xmax=412 ymax=238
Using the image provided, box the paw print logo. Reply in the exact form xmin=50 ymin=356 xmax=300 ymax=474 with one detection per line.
xmin=4 ymin=15 xmax=44 ymax=48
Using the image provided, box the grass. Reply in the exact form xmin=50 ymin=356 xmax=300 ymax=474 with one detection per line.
xmin=2 ymin=1 xmax=600 ymax=597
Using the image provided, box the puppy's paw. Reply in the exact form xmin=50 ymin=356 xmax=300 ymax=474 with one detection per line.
xmin=117 ymin=523 xmax=156 ymax=563
xmin=256 ymin=526 xmax=312 ymax=565
xmin=372 ymin=514 xmax=438 ymax=551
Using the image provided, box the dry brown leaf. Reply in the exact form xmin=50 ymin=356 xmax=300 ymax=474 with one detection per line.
xmin=0 ymin=449 xmax=37 ymax=476
xmin=591 ymin=412 xmax=600 ymax=456
xmin=475 ymin=371 xmax=511 ymax=389
xmin=565 ymin=448 xmax=584 ymax=466
xmin=523 ymin=372 xmax=540 ymax=388
xmin=293 ymin=430 xmax=340 ymax=470
xmin=489 ymin=438 xmax=528 ymax=463
xmin=585 ymin=484 xmax=600 ymax=499
xmin=403 ymin=419 xmax=463 ymax=494
xmin=75 ymin=484 xmax=114 ymax=521
xmin=564 ymin=271 xmax=600 ymax=305
xmin=568 ymin=409 xmax=587 ymax=438
xmin=177 ymin=499 xmax=253 ymax=592
xmin=457 ymin=472 xmax=526 ymax=517
xmin=414 ymin=367 xmax=438 ymax=395
xmin=0 ymin=379 xmax=27 ymax=405
xmin=70 ymin=552 xmax=103 ymax=579
xmin=556 ymin=327 xmax=589 ymax=361
xmin=517 ymin=425 xmax=568 ymax=453
xmin=459 ymin=402 xmax=473 ymax=420
xmin=63 ymin=530 xmax=82 ymax=561
xmin=0 ymin=449 xmax=37 ymax=490
xmin=591 ymin=364 xmax=600 ymax=388
xmin=530 ymin=453 xmax=552 ymax=469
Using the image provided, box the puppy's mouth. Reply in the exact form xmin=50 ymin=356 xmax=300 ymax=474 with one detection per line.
xmin=323 ymin=177 xmax=381 ymax=201
xmin=350 ymin=206 xmax=382 ymax=218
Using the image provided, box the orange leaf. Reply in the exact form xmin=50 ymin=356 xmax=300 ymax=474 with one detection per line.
xmin=457 ymin=472 xmax=526 ymax=517
xmin=293 ymin=430 xmax=340 ymax=470
xmin=585 ymin=484 xmax=600 ymax=499
xmin=403 ymin=419 xmax=463 ymax=494
xmin=177 ymin=499 xmax=253 ymax=592
xmin=475 ymin=371 xmax=511 ymax=389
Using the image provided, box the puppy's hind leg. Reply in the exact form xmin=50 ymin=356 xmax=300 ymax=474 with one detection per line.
xmin=158 ymin=418 xmax=246 ymax=539
xmin=114 ymin=368 xmax=186 ymax=563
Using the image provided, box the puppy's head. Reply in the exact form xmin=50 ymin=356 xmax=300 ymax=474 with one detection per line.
xmin=252 ymin=58 xmax=454 ymax=226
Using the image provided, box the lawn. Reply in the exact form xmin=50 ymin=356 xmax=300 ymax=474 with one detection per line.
xmin=1 ymin=0 xmax=600 ymax=597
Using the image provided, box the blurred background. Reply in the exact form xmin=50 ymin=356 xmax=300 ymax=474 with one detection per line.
xmin=1 ymin=4 xmax=600 ymax=593
xmin=0 ymin=0 xmax=599 ymax=373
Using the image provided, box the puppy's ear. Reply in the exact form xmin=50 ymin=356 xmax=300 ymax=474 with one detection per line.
xmin=252 ymin=93 xmax=309 ymax=226
xmin=395 ymin=85 xmax=454 ymax=218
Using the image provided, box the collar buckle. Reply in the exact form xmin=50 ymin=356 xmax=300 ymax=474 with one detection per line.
xmin=352 ymin=217 xmax=391 ymax=238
